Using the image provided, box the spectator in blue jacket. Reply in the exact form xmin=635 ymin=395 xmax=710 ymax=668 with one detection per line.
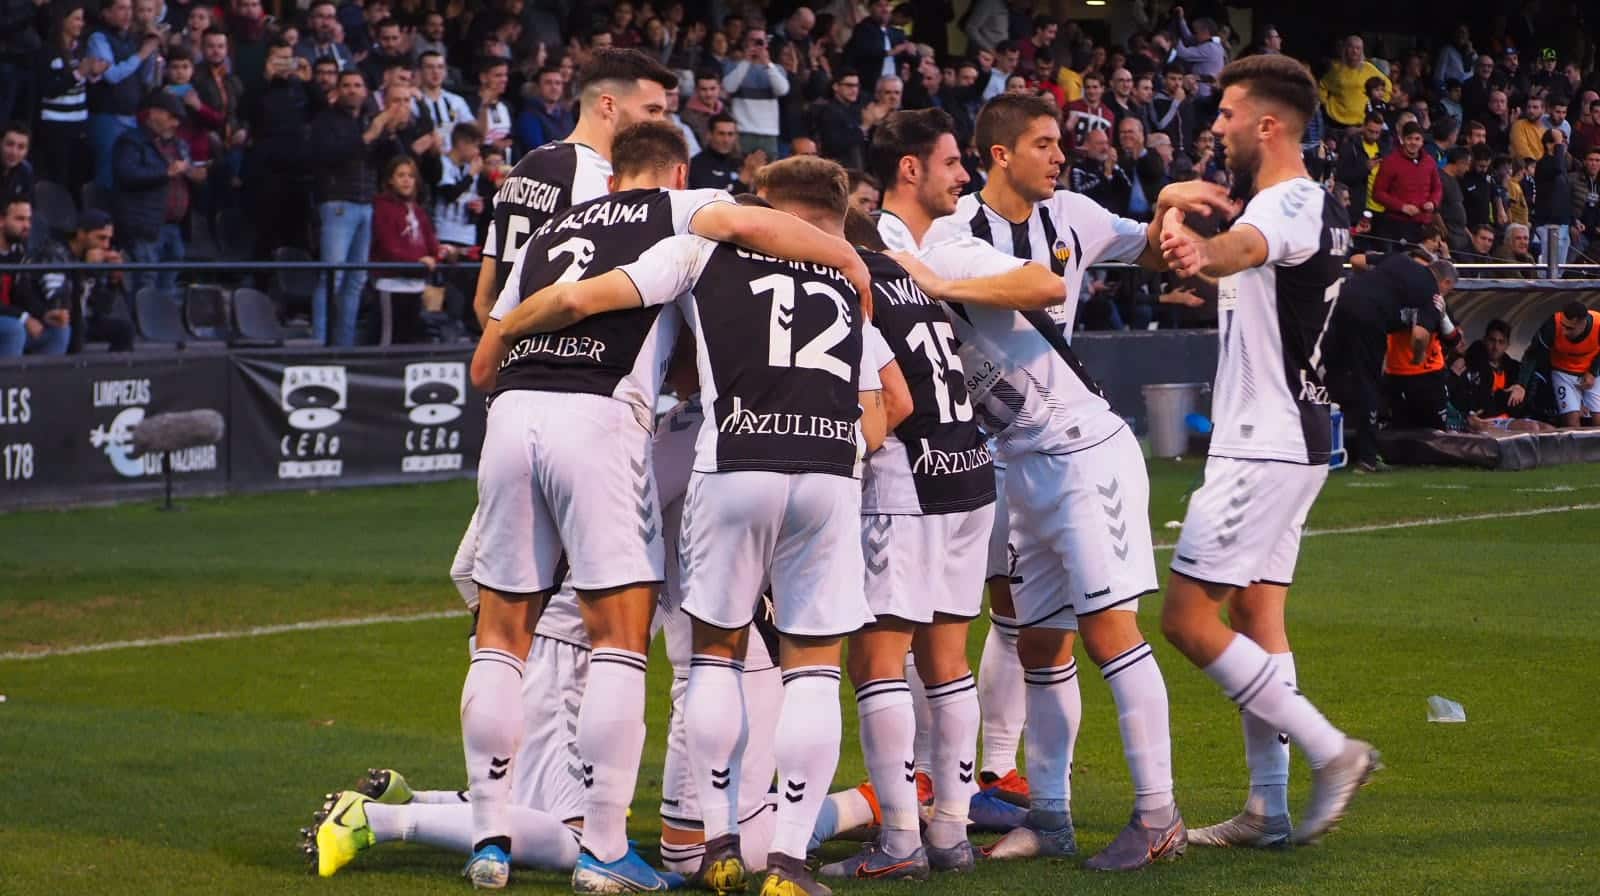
xmin=112 ymin=91 xmax=200 ymax=293
xmin=516 ymin=65 xmax=573 ymax=154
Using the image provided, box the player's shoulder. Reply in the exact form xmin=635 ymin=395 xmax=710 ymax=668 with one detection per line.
xmin=859 ymin=246 xmax=908 ymax=278
xmin=1045 ymin=187 xmax=1116 ymax=223
xmin=509 ymin=141 xmax=575 ymax=175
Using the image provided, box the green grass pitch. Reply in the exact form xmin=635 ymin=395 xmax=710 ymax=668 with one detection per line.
xmin=1 ymin=460 xmax=1597 ymax=894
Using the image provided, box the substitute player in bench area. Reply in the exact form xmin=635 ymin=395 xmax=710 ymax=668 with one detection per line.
xmin=1157 ymin=53 xmax=1380 ymax=849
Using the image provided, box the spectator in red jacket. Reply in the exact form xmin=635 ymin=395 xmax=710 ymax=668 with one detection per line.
xmin=371 ymin=154 xmax=455 ymax=342
xmin=1373 ymin=121 xmax=1443 ymax=246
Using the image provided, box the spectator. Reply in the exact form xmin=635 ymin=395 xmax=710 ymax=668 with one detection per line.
xmin=1373 ymin=121 xmax=1443 ymax=245
xmin=1495 ymin=154 xmax=1530 ymax=227
xmin=427 ymin=118 xmax=486 ymax=257
xmin=1439 ymin=145 xmax=1471 ymax=250
xmin=1510 ymin=94 xmax=1548 ymax=162
xmin=808 ymin=67 xmax=865 ymax=170
xmin=663 ymin=82 xmax=701 ymax=158
xmin=194 ymin=28 xmax=244 ymax=149
xmin=0 ymin=0 xmax=42 ymax=128
xmin=1439 ymin=79 xmax=1464 ymax=124
xmin=226 ymin=0 xmax=271 ymax=94
xmin=0 ymin=123 xmax=31 ymax=207
xmin=789 ymin=135 xmax=819 ymax=156
xmin=680 ymin=69 xmax=724 ymax=146
xmin=1337 ymin=110 xmax=1392 ymax=216
xmin=34 ymin=4 xmax=94 ymax=194
xmin=1105 ymin=68 xmax=1136 ymax=123
xmin=1573 ymin=147 xmax=1600 ymax=258
xmin=1574 ymin=99 xmax=1600 ymax=156
xmin=1147 ymin=67 xmax=1194 ymax=153
xmin=1483 ymin=89 xmax=1512 ymax=153
xmin=1383 ymin=256 xmax=1461 ymax=430
xmin=1493 ymin=221 xmax=1539 ymax=274
xmin=1435 ymin=23 xmax=1475 ymax=91
xmin=1535 ymin=127 xmax=1576 ymax=264
xmin=1064 ymin=71 xmax=1113 ymax=155
xmin=20 ymin=208 xmax=134 ymax=352
xmin=0 ymin=199 xmax=72 ymax=357
xmin=1456 ymin=143 xmax=1494 ymax=231
xmin=161 ymin=47 xmax=221 ymax=176
xmin=1167 ymin=11 xmax=1225 ymax=91
xmin=415 ymin=50 xmax=471 ymax=150
xmin=242 ymin=39 xmax=314 ymax=259
xmin=962 ymin=0 xmax=1007 ymax=54
xmin=721 ymin=27 xmax=789 ymax=157
xmin=1466 ymin=222 xmax=1497 ymax=259
xmin=1068 ymin=125 xmax=1129 ymax=215
xmin=1017 ymin=14 xmax=1055 ymax=78
xmin=1461 ymin=54 xmax=1500 ymax=124
xmin=296 ymin=1 xmax=354 ymax=69
xmin=308 ymin=69 xmax=391 ymax=346
xmin=860 ymin=75 xmax=902 ymax=133
xmin=688 ymin=113 xmax=746 ymax=191
xmin=371 ymin=153 xmax=455 ymax=342
xmin=413 ymin=11 xmax=447 ymax=61
xmin=113 ymin=92 xmax=202 ymax=293
xmin=358 ymin=18 xmax=411 ymax=89
xmin=1321 ymin=35 xmax=1390 ymax=130
xmin=517 ymin=65 xmax=573 ymax=153
xmin=87 ymin=0 xmax=164 ymax=190
xmin=1115 ymin=115 xmax=1163 ymax=222
xmin=846 ymin=168 xmax=879 ymax=213
xmin=845 ymin=0 xmax=910 ymax=95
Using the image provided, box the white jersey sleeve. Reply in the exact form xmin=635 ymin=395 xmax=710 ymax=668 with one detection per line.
xmin=1234 ymin=180 xmax=1324 ymax=267
xmin=860 ymin=321 xmax=893 ymax=391
xmin=920 ymin=233 xmax=1030 ymax=281
xmin=618 ymin=234 xmax=718 ymax=307
xmin=488 ymin=239 xmax=530 ymax=320
xmin=1051 ymin=191 xmax=1148 ymax=265
xmin=669 ymin=188 xmax=736 ymax=235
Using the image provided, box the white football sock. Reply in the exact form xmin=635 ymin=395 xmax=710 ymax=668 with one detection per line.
xmin=924 ymin=672 xmax=980 ymax=849
xmin=854 ymin=677 xmax=920 ymax=856
xmin=904 ymin=655 xmax=933 ymax=777
xmin=1099 ymin=642 xmax=1175 ymax=814
xmin=770 ymin=666 xmax=842 ymax=861
xmin=462 ymin=647 xmax=523 ymax=849
xmin=1022 ymin=661 xmax=1080 ymax=814
xmin=659 ymin=838 xmax=704 ymax=875
xmin=686 ymin=655 xmax=748 ymax=841
xmin=1205 ymin=636 xmax=1345 ymax=768
xmin=739 ymin=664 xmax=782 ymax=819
xmin=577 ymin=648 xmax=648 ymax=863
xmin=409 ymin=789 xmax=469 ymax=804
xmin=1243 ymin=652 xmax=1295 ymax=818
xmin=367 ymin=802 xmax=579 ymax=870
xmin=978 ymin=616 xmax=1026 ymax=776
xmin=738 ymin=802 xmax=776 ymax=872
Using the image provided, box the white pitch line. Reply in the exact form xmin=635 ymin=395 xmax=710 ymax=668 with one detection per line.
xmin=0 ymin=609 xmax=463 ymax=662
xmin=5 ymin=502 xmax=1600 ymax=663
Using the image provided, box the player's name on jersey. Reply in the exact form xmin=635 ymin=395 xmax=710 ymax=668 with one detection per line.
xmin=910 ymin=438 xmax=992 ymax=476
xmin=734 ymin=247 xmax=850 ymax=284
xmin=719 ymin=397 xmax=857 ymax=443
xmin=503 ymin=333 xmax=607 ymax=365
xmin=493 ymin=175 xmax=561 ymax=215
xmin=536 ymin=196 xmax=653 ymax=238
xmin=874 ymin=277 xmax=935 ymax=308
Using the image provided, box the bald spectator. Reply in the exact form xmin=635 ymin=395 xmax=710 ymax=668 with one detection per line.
xmin=1070 ymin=126 xmax=1130 ymax=215
xmin=1322 ymin=35 xmax=1391 ymax=129
xmin=1106 ymin=68 xmax=1136 ymax=122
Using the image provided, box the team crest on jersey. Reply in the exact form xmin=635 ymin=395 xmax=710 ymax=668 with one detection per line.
xmin=1053 ymin=239 xmax=1071 ymax=266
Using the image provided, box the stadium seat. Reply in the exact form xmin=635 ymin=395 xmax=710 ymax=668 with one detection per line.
xmin=183 ymin=285 xmax=230 ymax=342
xmin=230 ymin=287 xmax=286 ymax=346
xmin=31 ymin=181 xmax=77 ymax=237
xmin=80 ymin=181 xmax=111 ymax=213
xmin=133 ymin=287 xmax=187 ymax=348
xmin=271 ymin=247 xmax=318 ymax=336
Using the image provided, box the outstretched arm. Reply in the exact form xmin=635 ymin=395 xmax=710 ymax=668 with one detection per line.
xmin=498 ymin=271 xmax=643 ymax=343
xmin=887 ymin=247 xmax=1065 ymax=310
xmin=690 ymin=202 xmax=872 ymax=315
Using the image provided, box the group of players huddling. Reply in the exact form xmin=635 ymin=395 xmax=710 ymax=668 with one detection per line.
xmin=302 ymin=48 xmax=1380 ymax=895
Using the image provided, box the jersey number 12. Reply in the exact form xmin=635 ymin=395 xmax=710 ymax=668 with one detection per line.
xmin=752 ymin=273 xmax=853 ymax=382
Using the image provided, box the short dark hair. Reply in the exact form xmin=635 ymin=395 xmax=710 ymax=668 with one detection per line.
xmin=1082 ymin=71 xmax=1104 ymax=86
xmin=868 ymin=107 xmax=956 ymax=189
xmin=847 ymin=169 xmax=880 ymax=193
xmin=754 ymin=155 xmax=851 ymax=217
xmin=695 ymin=68 xmax=721 ymax=84
xmin=536 ymin=64 xmax=562 ymax=80
xmin=1400 ymin=121 xmax=1424 ymax=138
xmin=975 ymin=93 xmax=1059 ymax=170
xmin=707 ymin=113 xmax=736 ymax=131
xmin=1562 ymin=300 xmax=1589 ymax=321
xmin=1217 ymin=55 xmax=1318 ymax=134
xmin=1364 ymin=110 xmax=1386 ymax=125
xmin=477 ymin=56 xmax=509 ymax=75
xmin=576 ymin=47 xmax=678 ymax=96
xmin=3 ymin=195 xmax=28 ymax=215
xmin=832 ymin=66 xmax=860 ymax=85
xmin=165 ymin=44 xmax=193 ymax=63
xmin=1486 ymin=318 xmax=1512 ymax=339
xmin=611 ymin=120 xmax=689 ymax=176
xmin=314 ymin=57 xmax=340 ymax=71
xmin=1470 ymin=144 xmax=1492 ymax=162
xmin=3 ymin=121 xmax=29 ymax=140
xmin=1431 ymin=116 xmax=1458 ymax=141
xmin=202 ymin=25 xmax=228 ymax=41
xmin=995 ymin=39 xmax=1018 ymax=54
xmin=1445 ymin=146 xmax=1470 ymax=164
xmin=1464 ymin=119 xmax=1486 ymax=133
xmin=1031 ymin=14 xmax=1054 ymax=32
xmin=375 ymin=16 xmax=400 ymax=33
xmin=419 ymin=49 xmax=443 ymax=64
xmin=337 ymin=68 xmax=365 ymax=84
xmin=451 ymin=121 xmax=483 ymax=146
xmin=1364 ymin=75 xmax=1386 ymax=92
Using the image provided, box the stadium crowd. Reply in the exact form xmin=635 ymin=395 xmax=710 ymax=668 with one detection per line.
xmin=0 ymin=0 xmax=1596 ymax=433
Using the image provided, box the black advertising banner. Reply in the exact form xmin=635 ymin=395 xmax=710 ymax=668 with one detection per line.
xmin=0 ymin=353 xmax=230 ymax=508
xmin=228 ymin=349 xmax=486 ymax=490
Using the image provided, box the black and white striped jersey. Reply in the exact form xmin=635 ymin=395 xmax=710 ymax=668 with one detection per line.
xmin=620 ymin=235 xmax=867 ymax=478
xmin=489 ymin=187 xmax=732 ymax=416
xmin=858 ymin=249 xmax=994 ymax=516
xmin=482 ymin=142 xmax=611 ymax=293
xmin=1210 ymin=177 xmax=1349 ymax=465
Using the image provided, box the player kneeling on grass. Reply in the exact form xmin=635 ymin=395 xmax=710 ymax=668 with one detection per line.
xmin=501 ymin=157 xmax=886 ymax=896
xmin=1157 ymin=53 xmax=1380 ymax=849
